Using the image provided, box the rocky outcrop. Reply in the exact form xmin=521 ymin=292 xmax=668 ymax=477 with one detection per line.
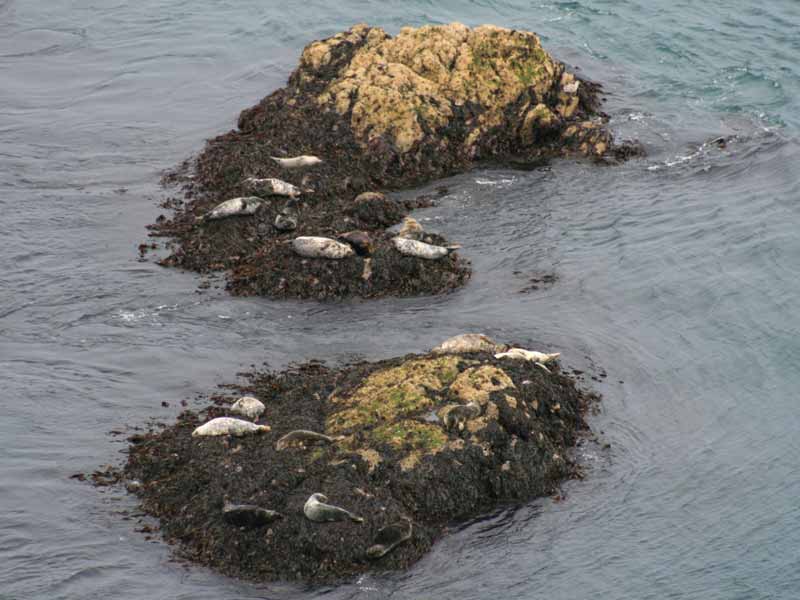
xmin=149 ymin=23 xmax=639 ymax=299
xmin=123 ymin=340 xmax=597 ymax=583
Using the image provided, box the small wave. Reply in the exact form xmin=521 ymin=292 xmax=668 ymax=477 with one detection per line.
xmin=113 ymin=304 xmax=179 ymax=324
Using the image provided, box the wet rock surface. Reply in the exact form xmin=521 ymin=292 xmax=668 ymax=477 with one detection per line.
xmin=149 ymin=23 xmax=640 ymax=300
xmin=123 ymin=344 xmax=597 ymax=583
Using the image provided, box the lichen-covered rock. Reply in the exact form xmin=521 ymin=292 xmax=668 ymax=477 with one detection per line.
xmin=149 ymin=23 xmax=640 ymax=300
xmin=122 ymin=343 xmax=597 ymax=584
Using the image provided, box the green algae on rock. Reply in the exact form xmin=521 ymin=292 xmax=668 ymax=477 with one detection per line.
xmin=123 ymin=343 xmax=597 ymax=583
xmin=149 ymin=23 xmax=640 ymax=300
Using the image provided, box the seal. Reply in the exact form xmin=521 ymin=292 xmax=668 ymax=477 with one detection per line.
xmin=191 ymin=417 xmax=270 ymax=437
xmin=338 ymin=231 xmax=373 ymax=256
xmin=292 ymin=236 xmax=354 ymax=259
xmin=200 ymin=196 xmax=263 ymax=221
xmin=271 ymin=155 xmax=323 ymax=169
xmin=230 ymin=396 xmax=265 ymax=420
xmin=242 ymin=177 xmax=306 ymax=197
xmin=495 ymin=348 xmax=560 ymax=372
xmin=303 ymin=493 xmax=364 ymax=523
xmin=398 ymin=216 xmax=424 ymax=240
xmin=494 ymin=348 xmax=560 ymax=364
xmin=432 ymin=333 xmax=508 ymax=354
xmin=441 ymin=402 xmax=482 ymax=432
xmin=392 ymin=236 xmax=460 ymax=260
xmin=222 ymin=500 xmax=282 ymax=527
xmin=275 ymin=430 xmax=341 ymax=451
xmin=366 ymin=517 xmax=413 ymax=559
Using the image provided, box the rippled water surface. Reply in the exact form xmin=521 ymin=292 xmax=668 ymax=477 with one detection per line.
xmin=2 ymin=1 xmax=800 ymax=598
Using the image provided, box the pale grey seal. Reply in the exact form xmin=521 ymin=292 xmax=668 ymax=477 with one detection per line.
xmin=366 ymin=517 xmax=413 ymax=558
xmin=392 ymin=236 xmax=460 ymax=260
xmin=191 ymin=417 xmax=270 ymax=437
xmin=271 ymin=155 xmax=323 ymax=169
xmin=292 ymin=236 xmax=354 ymax=259
xmin=494 ymin=348 xmax=560 ymax=364
xmin=222 ymin=500 xmax=282 ymax=527
xmin=303 ymin=493 xmax=363 ymax=523
xmin=242 ymin=177 xmax=305 ymax=197
xmin=200 ymin=196 xmax=263 ymax=221
xmin=230 ymin=396 xmax=265 ymax=420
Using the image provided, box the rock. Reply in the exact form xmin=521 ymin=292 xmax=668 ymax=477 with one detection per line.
xmin=124 ymin=344 xmax=591 ymax=583
xmin=151 ymin=23 xmax=634 ymax=299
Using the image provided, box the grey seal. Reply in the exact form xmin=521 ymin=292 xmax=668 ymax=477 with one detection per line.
xmin=223 ymin=500 xmax=282 ymax=527
xmin=432 ymin=333 xmax=508 ymax=354
xmin=275 ymin=430 xmax=341 ymax=451
xmin=192 ymin=417 xmax=270 ymax=437
xmin=367 ymin=517 xmax=413 ymax=558
xmin=200 ymin=196 xmax=263 ymax=221
xmin=271 ymin=155 xmax=323 ymax=169
xmin=303 ymin=493 xmax=363 ymax=523
xmin=292 ymin=236 xmax=354 ymax=259
xmin=230 ymin=396 xmax=265 ymax=420
xmin=242 ymin=177 xmax=306 ymax=197
xmin=442 ymin=402 xmax=482 ymax=432
xmin=392 ymin=236 xmax=460 ymax=260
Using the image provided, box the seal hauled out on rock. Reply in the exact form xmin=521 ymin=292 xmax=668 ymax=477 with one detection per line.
xmin=494 ymin=348 xmax=560 ymax=364
xmin=442 ymin=402 xmax=482 ymax=432
xmin=338 ymin=231 xmax=373 ymax=256
xmin=242 ymin=177 xmax=306 ymax=198
xmin=192 ymin=417 xmax=270 ymax=437
xmin=304 ymin=493 xmax=363 ymax=523
xmin=275 ymin=430 xmax=341 ymax=450
xmin=223 ymin=500 xmax=282 ymax=527
xmin=200 ymin=197 xmax=263 ymax=221
xmin=398 ymin=216 xmax=424 ymax=240
xmin=271 ymin=155 xmax=323 ymax=169
xmin=366 ymin=517 xmax=413 ymax=559
xmin=230 ymin=396 xmax=265 ymax=420
xmin=432 ymin=333 xmax=508 ymax=354
xmin=292 ymin=236 xmax=355 ymax=259
xmin=392 ymin=236 xmax=460 ymax=260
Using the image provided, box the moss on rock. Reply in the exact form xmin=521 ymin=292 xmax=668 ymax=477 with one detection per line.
xmin=121 ymin=344 xmax=598 ymax=583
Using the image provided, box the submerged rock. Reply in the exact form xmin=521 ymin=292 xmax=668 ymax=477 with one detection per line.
xmin=149 ymin=23 xmax=640 ymax=300
xmin=123 ymin=342 xmax=596 ymax=583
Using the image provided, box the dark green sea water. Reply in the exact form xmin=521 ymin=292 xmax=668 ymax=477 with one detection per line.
xmin=1 ymin=1 xmax=799 ymax=598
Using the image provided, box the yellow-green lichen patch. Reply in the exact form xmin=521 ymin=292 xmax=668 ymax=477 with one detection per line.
xmin=326 ymin=356 xmax=461 ymax=434
xmin=449 ymin=365 xmax=515 ymax=405
xmin=316 ymin=23 xmax=562 ymax=153
xmin=370 ymin=420 xmax=447 ymax=453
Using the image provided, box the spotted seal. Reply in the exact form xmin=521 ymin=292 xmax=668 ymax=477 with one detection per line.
xmin=200 ymin=196 xmax=263 ymax=221
xmin=303 ymin=493 xmax=363 ymax=523
xmin=441 ymin=402 xmax=482 ymax=432
xmin=191 ymin=417 xmax=270 ymax=437
xmin=222 ymin=500 xmax=282 ymax=527
xmin=242 ymin=177 xmax=306 ymax=197
xmin=392 ymin=236 xmax=460 ymax=260
xmin=432 ymin=333 xmax=508 ymax=354
xmin=275 ymin=430 xmax=341 ymax=451
xmin=495 ymin=348 xmax=560 ymax=372
xmin=230 ymin=396 xmax=265 ymax=420
xmin=366 ymin=517 xmax=413 ymax=558
xmin=271 ymin=155 xmax=323 ymax=169
xmin=292 ymin=236 xmax=354 ymax=259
